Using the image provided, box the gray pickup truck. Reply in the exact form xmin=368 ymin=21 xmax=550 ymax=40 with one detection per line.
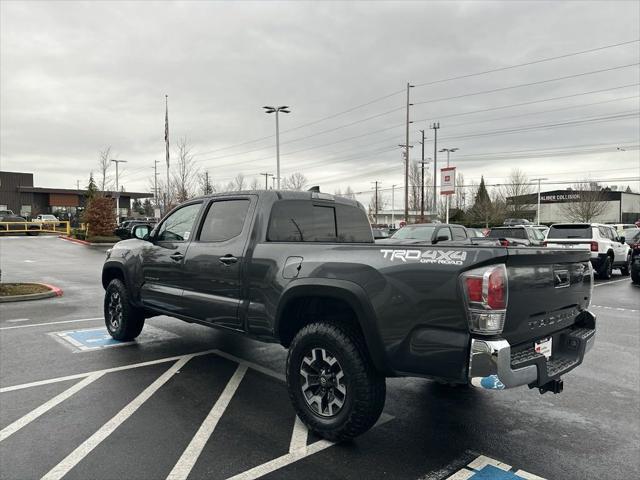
xmin=102 ymin=190 xmax=596 ymax=440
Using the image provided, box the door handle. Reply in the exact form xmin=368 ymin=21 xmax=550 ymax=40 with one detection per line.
xmin=219 ymin=255 xmax=238 ymax=265
xmin=170 ymin=252 xmax=184 ymax=261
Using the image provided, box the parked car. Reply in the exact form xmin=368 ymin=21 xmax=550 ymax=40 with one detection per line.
xmin=607 ymin=223 xmax=638 ymax=234
xmin=378 ymin=223 xmax=469 ymax=244
xmin=466 ymin=227 xmax=486 ymax=238
xmin=487 ymin=225 xmax=545 ymax=246
xmin=544 ymin=223 xmax=631 ymax=279
xmin=34 ymin=214 xmax=59 ymax=222
xmin=114 ymin=220 xmax=157 ymax=240
xmin=102 ymin=190 xmax=596 ymax=440
xmin=371 ymin=228 xmax=390 ymax=240
xmin=625 ymin=229 xmax=640 ymax=284
xmin=0 ymin=214 xmax=40 ymax=235
xmin=503 ymin=218 xmax=532 ymax=226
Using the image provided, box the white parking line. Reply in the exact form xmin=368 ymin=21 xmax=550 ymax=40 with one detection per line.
xmin=0 ymin=350 xmax=216 ymax=393
xmin=594 ymin=278 xmax=631 ymax=287
xmin=228 ymin=413 xmax=394 ymax=480
xmin=166 ymin=364 xmax=248 ymax=480
xmin=288 ymin=416 xmax=309 ymax=453
xmin=0 ymin=372 xmax=105 ymax=442
xmin=0 ymin=317 xmax=103 ymax=331
xmin=41 ymin=356 xmax=193 ymax=480
xmin=592 ymin=304 xmax=639 ymax=313
xmin=7 ymin=318 xmax=31 ymax=323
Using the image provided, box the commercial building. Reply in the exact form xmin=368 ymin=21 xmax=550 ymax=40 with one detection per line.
xmin=0 ymin=171 xmax=153 ymax=219
xmin=508 ymin=189 xmax=640 ymax=224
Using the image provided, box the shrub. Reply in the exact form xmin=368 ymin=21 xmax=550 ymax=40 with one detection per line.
xmin=83 ymin=197 xmax=116 ymax=237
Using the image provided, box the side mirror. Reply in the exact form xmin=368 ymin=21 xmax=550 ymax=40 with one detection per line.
xmin=619 ymin=236 xmax=625 ymax=244
xmin=132 ymin=224 xmax=151 ymax=240
xmin=434 ymin=235 xmax=449 ymax=244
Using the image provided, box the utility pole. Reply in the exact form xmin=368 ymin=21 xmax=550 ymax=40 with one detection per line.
xmin=110 ymin=159 xmax=127 ymax=222
xmin=263 ymin=106 xmax=291 ymax=189
xmin=418 ymin=129 xmax=426 ymax=222
xmin=271 ymin=176 xmax=276 ymax=189
xmin=76 ymin=180 xmax=80 ymax=191
xmin=165 ymin=95 xmax=170 ymax=213
xmin=404 ymin=83 xmax=414 ymax=223
xmin=372 ymin=181 xmax=380 ymax=224
xmin=439 ymin=147 xmax=458 ymax=223
xmin=430 ymin=122 xmax=440 ymax=218
xmin=260 ymin=172 xmax=273 ymax=189
xmin=532 ymin=177 xmax=548 ymax=224
xmin=391 ymin=184 xmax=396 ymax=228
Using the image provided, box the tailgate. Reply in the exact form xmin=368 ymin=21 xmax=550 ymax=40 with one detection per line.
xmin=502 ymin=247 xmax=592 ymax=345
xmin=544 ymin=238 xmax=592 ymax=250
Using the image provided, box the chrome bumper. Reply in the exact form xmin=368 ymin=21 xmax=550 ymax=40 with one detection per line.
xmin=469 ymin=324 xmax=596 ymax=390
xmin=469 ymin=339 xmax=537 ymax=390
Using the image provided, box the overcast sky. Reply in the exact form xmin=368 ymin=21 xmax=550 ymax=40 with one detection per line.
xmin=1 ymin=0 xmax=639 ymax=207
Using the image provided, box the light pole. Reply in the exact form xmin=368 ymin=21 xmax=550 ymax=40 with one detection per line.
xmin=110 ymin=159 xmax=127 ymax=222
xmin=263 ymin=106 xmax=291 ymax=189
xmin=391 ymin=184 xmax=396 ymax=228
xmin=532 ymin=177 xmax=548 ymax=225
xmin=439 ymin=148 xmax=458 ymax=223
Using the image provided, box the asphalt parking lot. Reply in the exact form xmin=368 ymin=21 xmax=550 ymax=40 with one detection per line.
xmin=1 ymin=236 xmax=638 ymax=480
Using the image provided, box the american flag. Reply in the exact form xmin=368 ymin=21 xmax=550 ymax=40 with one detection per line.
xmin=165 ymin=95 xmax=170 ymax=169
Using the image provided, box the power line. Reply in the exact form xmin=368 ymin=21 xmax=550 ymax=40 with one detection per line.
xmin=413 ymin=38 xmax=640 ymax=87
xmin=412 ymin=63 xmax=640 ymax=107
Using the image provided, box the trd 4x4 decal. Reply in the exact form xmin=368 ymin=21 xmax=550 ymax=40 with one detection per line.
xmin=380 ymin=249 xmax=467 ymax=265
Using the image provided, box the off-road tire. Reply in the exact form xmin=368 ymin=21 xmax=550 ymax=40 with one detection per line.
xmin=104 ymin=278 xmax=145 ymax=341
xmin=286 ymin=322 xmax=386 ymax=441
xmin=598 ymin=255 xmax=613 ymax=280
xmin=631 ymin=268 xmax=640 ymax=285
xmin=620 ymin=254 xmax=631 ymax=276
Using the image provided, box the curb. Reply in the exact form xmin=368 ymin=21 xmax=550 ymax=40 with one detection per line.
xmin=0 ymin=283 xmax=64 ymax=303
xmin=58 ymin=235 xmax=116 ymax=247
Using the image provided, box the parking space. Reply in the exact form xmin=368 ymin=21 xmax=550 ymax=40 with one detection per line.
xmin=1 ymin=236 xmax=638 ymax=479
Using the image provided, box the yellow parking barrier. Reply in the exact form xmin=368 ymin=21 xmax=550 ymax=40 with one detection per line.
xmin=0 ymin=221 xmax=71 ymax=236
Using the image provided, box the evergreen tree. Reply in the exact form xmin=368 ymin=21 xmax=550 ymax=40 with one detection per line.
xmin=85 ymin=173 xmax=98 ymax=201
xmin=142 ymin=199 xmax=154 ymax=216
xmin=469 ymin=176 xmax=493 ymax=227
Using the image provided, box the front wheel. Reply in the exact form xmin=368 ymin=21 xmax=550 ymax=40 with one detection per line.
xmin=598 ymin=255 xmax=613 ymax=280
xmin=620 ymin=255 xmax=631 ymax=276
xmin=104 ymin=279 xmax=145 ymax=340
xmin=286 ymin=322 xmax=386 ymax=441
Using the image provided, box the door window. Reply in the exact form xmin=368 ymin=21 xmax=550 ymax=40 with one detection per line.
xmin=452 ymin=226 xmax=467 ymax=240
xmin=156 ymin=203 xmax=201 ymax=242
xmin=436 ymin=227 xmax=452 ymax=241
xmin=199 ymin=200 xmax=250 ymax=242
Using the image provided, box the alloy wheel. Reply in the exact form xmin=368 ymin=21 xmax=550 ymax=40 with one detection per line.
xmin=300 ymin=347 xmax=347 ymax=417
xmin=108 ymin=291 xmax=123 ymax=330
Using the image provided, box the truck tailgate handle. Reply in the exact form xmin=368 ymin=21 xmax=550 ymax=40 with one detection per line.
xmin=219 ymin=255 xmax=238 ymax=265
xmin=170 ymin=252 xmax=184 ymax=261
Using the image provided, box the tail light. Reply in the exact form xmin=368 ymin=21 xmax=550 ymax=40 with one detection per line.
xmin=460 ymin=264 xmax=508 ymax=335
xmin=590 ymin=241 xmax=598 ymax=252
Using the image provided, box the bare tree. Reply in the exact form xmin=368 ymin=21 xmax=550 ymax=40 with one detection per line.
xmin=98 ymin=146 xmax=112 ymax=194
xmin=560 ymin=181 xmax=608 ymax=222
xmin=250 ymin=178 xmax=260 ymax=190
xmin=281 ymin=172 xmax=308 ymax=191
xmin=172 ymin=137 xmax=199 ymax=203
xmin=454 ymin=173 xmax=466 ymax=211
xmin=343 ymin=186 xmax=356 ymax=200
xmin=368 ymin=190 xmax=388 ymax=223
xmin=501 ymin=168 xmax=534 ymax=218
xmin=199 ymin=171 xmax=214 ymax=195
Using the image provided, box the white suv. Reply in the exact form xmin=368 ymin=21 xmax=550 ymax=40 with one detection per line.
xmin=545 ymin=223 xmax=631 ymax=279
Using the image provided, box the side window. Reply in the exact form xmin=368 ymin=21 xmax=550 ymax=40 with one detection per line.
xmin=437 ymin=227 xmax=452 ymax=241
xmin=452 ymin=226 xmax=467 ymax=240
xmin=597 ymin=227 xmax=607 ymax=239
xmin=199 ymin=200 xmax=250 ymax=242
xmin=156 ymin=203 xmax=202 ymax=242
xmin=267 ymin=201 xmax=337 ymax=242
xmin=335 ymin=205 xmax=374 ymax=242
xmin=609 ymin=227 xmax=619 ymax=241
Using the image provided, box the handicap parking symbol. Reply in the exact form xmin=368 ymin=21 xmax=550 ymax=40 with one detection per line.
xmin=54 ymin=325 xmax=178 ymax=352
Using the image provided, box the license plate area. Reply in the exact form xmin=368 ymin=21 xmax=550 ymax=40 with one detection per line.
xmin=535 ymin=337 xmax=552 ymax=359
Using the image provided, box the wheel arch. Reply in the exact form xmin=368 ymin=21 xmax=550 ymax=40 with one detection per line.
xmin=275 ymin=279 xmax=392 ymax=375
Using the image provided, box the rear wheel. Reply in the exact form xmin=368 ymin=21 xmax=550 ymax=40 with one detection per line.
xmin=620 ymin=254 xmax=631 ymax=276
xmin=286 ymin=322 xmax=385 ymax=441
xmin=104 ymin=279 xmax=145 ymax=340
xmin=598 ymin=255 xmax=613 ymax=280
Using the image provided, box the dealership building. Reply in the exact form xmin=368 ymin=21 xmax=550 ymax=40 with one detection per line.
xmin=509 ymin=189 xmax=640 ymax=224
xmin=0 ymin=171 xmax=152 ymax=219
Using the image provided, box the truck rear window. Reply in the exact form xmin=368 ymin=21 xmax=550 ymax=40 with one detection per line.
xmin=488 ymin=228 xmax=527 ymax=239
xmin=267 ymin=200 xmax=373 ymax=243
xmin=547 ymin=225 xmax=593 ymax=239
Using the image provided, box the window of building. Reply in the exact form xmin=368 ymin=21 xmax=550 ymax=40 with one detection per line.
xmin=199 ymin=200 xmax=250 ymax=242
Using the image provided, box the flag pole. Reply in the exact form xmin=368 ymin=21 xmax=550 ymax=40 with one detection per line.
xmin=165 ymin=94 xmax=170 ymax=213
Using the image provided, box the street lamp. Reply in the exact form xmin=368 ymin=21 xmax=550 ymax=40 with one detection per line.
xmin=439 ymin=148 xmax=459 ymax=223
xmin=110 ymin=158 xmax=127 ymax=222
xmin=532 ymin=177 xmax=548 ymax=225
xmin=263 ymin=106 xmax=291 ymax=189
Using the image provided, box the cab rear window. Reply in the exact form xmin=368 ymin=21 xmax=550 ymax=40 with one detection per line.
xmin=267 ymin=200 xmax=373 ymax=243
xmin=547 ymin=225 xmax=593 ymax=239
xmin=488 ymin=228 xmax=527 ymax=239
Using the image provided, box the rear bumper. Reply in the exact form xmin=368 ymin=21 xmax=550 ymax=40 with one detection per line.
xmin=468 ymin=310 xmax=596 ymax=390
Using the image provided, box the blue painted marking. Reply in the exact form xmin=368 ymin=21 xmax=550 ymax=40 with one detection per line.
xmin=66 ymin=328 xmax=125 ymax=348
xmin=470 ymin=465 xmax=523 ymax=479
